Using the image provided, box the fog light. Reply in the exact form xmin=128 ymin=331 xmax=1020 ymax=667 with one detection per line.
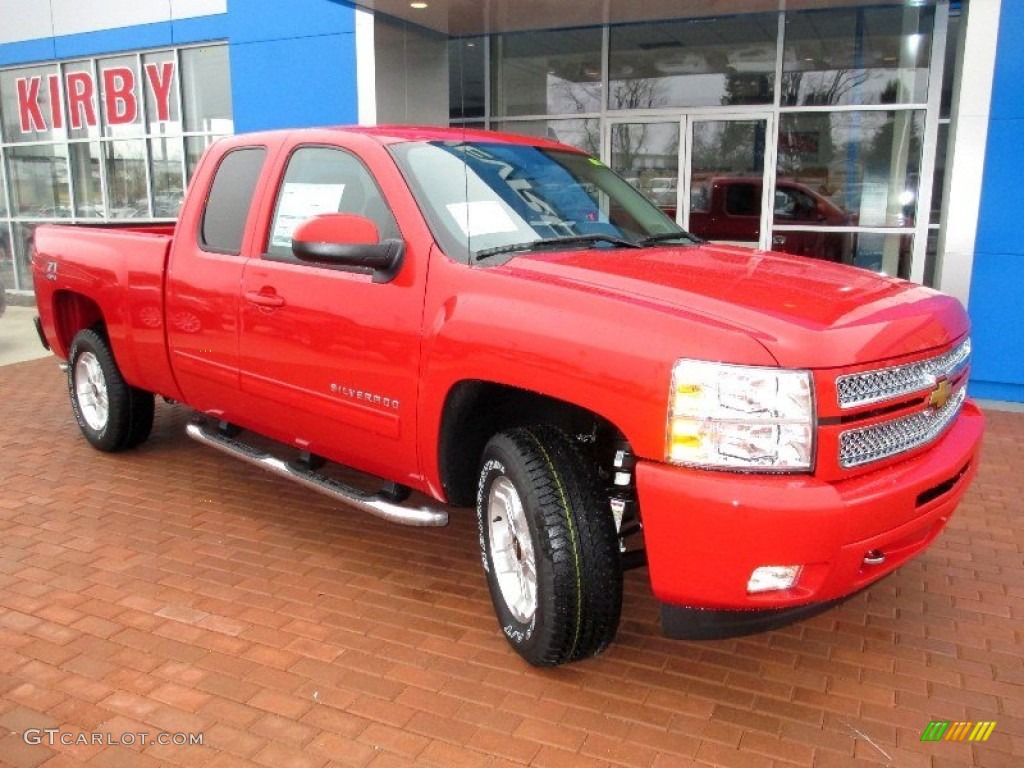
xmin=747 ymin=565 xmax=802 ymax=593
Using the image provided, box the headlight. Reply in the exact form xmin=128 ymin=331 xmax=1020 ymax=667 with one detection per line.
xmin=666 ymin=360 xmax=815 ymax=471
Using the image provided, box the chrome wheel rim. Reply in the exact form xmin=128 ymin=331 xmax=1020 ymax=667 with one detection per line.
xmin=487 ymin=476 xmax=537 ymax=624
xmin=74 ymin=352 xmax=109 ymax=432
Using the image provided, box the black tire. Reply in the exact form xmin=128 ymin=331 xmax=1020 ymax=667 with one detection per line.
xmin=477 ymin=426 xmax=622 ymax=666
xmin=68 ymin=328 xmax=154 ymax=452
xmin=124 ymin=388 xmax=155 ymax=449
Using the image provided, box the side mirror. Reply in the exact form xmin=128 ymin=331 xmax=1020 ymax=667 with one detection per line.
xmin=292 ymin=213 xmax=404 ymax=284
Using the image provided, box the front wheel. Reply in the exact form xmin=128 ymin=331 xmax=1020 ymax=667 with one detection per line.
xmin=68 ymin=328 xmax=154 ymax=452
xmin=477 ymin=426 xmax=622 ymax=666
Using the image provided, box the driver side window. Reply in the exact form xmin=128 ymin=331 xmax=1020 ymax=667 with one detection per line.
xmin=266 ymin=146 xmax=399 ymax=258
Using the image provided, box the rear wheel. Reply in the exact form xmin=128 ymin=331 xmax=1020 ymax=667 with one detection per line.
xmin=477 ymin=426 xmax=622 ymax=666
xmin=68 ymin=328 xmax=154 ymax=452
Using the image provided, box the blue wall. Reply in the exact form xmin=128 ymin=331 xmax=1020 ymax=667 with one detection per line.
xmin=0 ymin=16 xmax=229 ymax=66
xmin=227 ymin=0 xmax=359 ymax=132
xmin=0 ymin=0 xmax=360 ymax=134
xmin=970 ymin=0 xmax=1024 ymax=402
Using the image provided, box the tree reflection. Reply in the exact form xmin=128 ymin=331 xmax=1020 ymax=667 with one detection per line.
xmin=781 ymin=70 xmax=871 ymax=108
xmin=607 ymin=78 xmax=669 ymax=183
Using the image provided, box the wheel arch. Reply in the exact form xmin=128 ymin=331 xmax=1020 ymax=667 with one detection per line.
xmin=437 ymin=379 xmax=631 ymax=507
xmin=51 ymin=290 xmax=105 ymax=357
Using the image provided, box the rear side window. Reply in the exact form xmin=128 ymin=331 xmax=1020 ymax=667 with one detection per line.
xmin=200 ymin=147 xmax=267 ymax=254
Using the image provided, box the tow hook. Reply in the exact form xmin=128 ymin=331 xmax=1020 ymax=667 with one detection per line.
xmin=863 ymin=549 xmax=886 ymax=566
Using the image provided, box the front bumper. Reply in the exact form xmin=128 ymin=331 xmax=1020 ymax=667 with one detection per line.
xmin=637 ymin=401 xmax=984 ymax=611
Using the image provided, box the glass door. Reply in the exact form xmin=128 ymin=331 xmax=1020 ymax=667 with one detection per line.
xmin=606 ymin=114 xmax=774 ymax=249
xmin=607 ymin=120 xmax=681 ymax=221
xmin=684 ymin=117 xmax=771 ymax=248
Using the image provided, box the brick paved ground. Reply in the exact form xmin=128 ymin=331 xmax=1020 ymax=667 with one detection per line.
xmin=0 ymin=356 xmax=1020 ymax=768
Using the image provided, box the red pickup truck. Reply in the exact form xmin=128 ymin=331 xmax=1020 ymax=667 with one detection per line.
xmin=32 ymin=126 xmax=983 ymax=666
xmin=686 ymin=176 xmax=854 ymax=258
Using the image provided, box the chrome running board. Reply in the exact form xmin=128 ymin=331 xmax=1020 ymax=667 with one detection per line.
xmin=186 ymin=422 xmax=448 ymax=527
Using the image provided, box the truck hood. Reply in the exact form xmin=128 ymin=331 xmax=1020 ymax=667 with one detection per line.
xmin=498 ymin=244 xmax=968 ymax=369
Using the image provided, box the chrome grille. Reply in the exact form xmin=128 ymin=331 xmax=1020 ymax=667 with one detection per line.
xmin=838 ymin=386 xmax=966 ymax=468
xmin=836 ymin=338 xmax=971 ymax=409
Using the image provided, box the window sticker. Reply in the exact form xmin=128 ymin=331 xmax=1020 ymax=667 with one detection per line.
xmin=271 ymin=182 xmax=346 ymax=248
xmin=446 ymin=200 xmax=519 ymax=238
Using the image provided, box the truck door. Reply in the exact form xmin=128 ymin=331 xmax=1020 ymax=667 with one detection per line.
xmin=237 ymin=143 xmax=427 ymax=485
xmin=715 ymin=180 xmax=763 ymax=244
xmin=165 ymin=145 xmax=268 ymax=414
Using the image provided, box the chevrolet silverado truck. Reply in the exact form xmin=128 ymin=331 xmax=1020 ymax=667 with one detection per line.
xmin=32 ymin=126 xmax=983 ymax=666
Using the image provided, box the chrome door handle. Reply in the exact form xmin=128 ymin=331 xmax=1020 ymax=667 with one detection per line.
xmin=245 ymin=290 xmax=285 ymax=308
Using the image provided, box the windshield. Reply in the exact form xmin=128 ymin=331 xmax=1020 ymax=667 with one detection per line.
xmin=389 ymin=141 xmax=697 ymax=263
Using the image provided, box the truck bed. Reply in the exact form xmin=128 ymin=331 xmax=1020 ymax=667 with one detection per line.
xmin=32 ymin=223 xmax=182 ymax=400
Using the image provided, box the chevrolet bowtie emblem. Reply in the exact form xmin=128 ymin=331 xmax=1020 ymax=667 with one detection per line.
xmin=929 ymin=379 xmax=952 ymax=409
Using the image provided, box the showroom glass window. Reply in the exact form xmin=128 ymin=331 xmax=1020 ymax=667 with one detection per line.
xmin=491 ymin=28 xmax=603 ymax=117
xmin=781 ymin=6 xmax=934 ymax=107
xmin=775 ymin=5 xmax=933 ymax=278
xmin=449 ymin=4 xmax=948 ymax=284
xmin=609 ymin=14 xmax=778 ymax=110
xmin=450 ymin=37 xmax=485 ymax=120
xmin=0 ymin=43 xmax=233 ymax=291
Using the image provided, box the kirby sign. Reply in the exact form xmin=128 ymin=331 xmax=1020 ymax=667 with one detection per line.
xmin=15 ymin=62 xmax=175 ymax=133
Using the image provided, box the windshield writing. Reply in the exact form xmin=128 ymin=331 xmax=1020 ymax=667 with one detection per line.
xmin=391 ymin=141 xmax=694 ymax=263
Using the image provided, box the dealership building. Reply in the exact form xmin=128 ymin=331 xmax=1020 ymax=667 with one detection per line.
xmin=0 ymin=0 xmax=1020 ymax=402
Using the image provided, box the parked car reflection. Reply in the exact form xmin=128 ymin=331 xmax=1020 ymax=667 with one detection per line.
xmin=686 ymin=176 xmax=853 ymax=257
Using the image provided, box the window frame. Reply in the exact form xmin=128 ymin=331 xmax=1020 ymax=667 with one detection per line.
xmin=198 ymin=145 xmax=267 ymax=256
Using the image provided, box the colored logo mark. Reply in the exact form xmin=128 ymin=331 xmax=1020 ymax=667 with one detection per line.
xmin=921 ymin=721 xmax=997 ymax=742
xmin=928 ymin=378 xmax=953 ymax=409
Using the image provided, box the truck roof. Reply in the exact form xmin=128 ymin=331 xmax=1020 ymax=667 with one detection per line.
xmin=338 ymin=124 xmax=580 ymax=150
xmin=218 ymin=124 xmax=582 ymax=153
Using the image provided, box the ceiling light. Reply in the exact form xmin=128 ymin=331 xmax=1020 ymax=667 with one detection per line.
xmin=410 ymin=2 xmax=428 ymax=8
